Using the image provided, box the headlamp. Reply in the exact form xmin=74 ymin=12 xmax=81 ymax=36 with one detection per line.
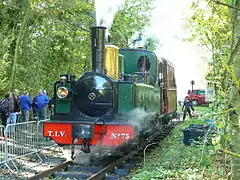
xmin=57 ymin=87 xmax=69 ymax=99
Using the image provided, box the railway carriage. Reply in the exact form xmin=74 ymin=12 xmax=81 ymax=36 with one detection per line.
xmin=43 ymin=26 xmax=177 ymax=158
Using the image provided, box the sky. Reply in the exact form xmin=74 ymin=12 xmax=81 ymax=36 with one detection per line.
xmin=146 ymin=0 xmax=209 ymax=100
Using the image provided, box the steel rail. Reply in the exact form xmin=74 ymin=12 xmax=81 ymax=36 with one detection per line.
xmin=28 ymin=160 xmax=73 ymax=180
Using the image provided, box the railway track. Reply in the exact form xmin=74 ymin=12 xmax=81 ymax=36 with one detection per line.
xmin=28 ymin=120 xmax=180 ymax=180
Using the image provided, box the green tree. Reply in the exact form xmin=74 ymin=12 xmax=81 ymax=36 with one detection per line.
xmin=0 ymin=0 xmax=154 ymax=97
xmin=227 ymin=0 xmax=240 ymax=179
xmin=0 ymin=0 xmax=95 ymax=96
xmin=110 ymin=0 xmax=155 ymax=47
xmin=187 ymin=0 xmax=240 ymax=178
xmin=144 ymin=36 xmax=160 ymax=51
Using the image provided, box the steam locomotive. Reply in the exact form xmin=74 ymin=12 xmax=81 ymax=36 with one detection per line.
xmin=43 ymin=26 xmax=177 ymax=158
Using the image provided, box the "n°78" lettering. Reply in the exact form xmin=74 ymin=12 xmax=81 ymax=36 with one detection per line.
xmin=111 ymin=133 xmax=130 ymax=140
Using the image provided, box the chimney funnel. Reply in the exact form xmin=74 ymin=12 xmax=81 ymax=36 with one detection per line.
xmin=91 ymin=26 xmax=106 ymax=73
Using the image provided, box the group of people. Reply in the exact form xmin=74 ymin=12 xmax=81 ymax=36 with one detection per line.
xmin=0 ymin=89 xmax=50 ymax=130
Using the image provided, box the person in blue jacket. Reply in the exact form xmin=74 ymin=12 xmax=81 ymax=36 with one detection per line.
xmin=33 ymin=89 xmax=49 ymax=121
xmin=19 ymin=91 xmax=32 ymax=122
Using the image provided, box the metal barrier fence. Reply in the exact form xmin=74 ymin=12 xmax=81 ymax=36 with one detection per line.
xmin=0 ymin=125 xmax=6 ymax=165
xmin=0 ymin=119 xmax=57 ymax=172
xmin=37 ymin=119 xmax=57 ymax=152
xmin=6 ymin=121 xmax=39 ymax=170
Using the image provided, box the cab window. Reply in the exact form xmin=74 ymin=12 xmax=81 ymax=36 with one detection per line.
xmin=137 ymin=56 xmax=151 ymax=72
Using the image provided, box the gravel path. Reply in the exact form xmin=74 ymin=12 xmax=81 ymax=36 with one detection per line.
xmin=0 ymin=145 xmax=117 ymax=180
xmin=0 ymin=146 xmax=67 ymax=180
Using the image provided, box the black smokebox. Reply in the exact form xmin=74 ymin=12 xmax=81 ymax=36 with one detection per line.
xmin=91 ymin=26 xmax=106 ymax=73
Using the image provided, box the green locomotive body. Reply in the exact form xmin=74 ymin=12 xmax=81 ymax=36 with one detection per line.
xmin=43 ymin=26 xmax=177 ymax=154
xmin=117 ymin=48 xmax=177 ymax=123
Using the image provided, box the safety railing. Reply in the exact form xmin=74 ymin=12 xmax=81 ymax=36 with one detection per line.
xmin=0 ymin=125 xmax=6 ymax=165
xmin=36 ymin=119 xmax=57 ymax=153
xmin=0 ymin=119 xmax=57 ymax=172
xmin=5 ymin=121 xmax=41 ymax=171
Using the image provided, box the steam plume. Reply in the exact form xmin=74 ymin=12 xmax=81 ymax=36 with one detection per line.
xmin=95 ymin=0 xmax=124 ymax=36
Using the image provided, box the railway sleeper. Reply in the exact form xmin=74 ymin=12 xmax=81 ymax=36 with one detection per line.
xmin=68 ymin=166 xmax=103 ymax=173
xmin=53 ymin=165 xmax=133 ymax=180
xmin=54 ymin=171 xmax=91 ymax=179
xmin=105 ymin=168 xmax=129 ymax=179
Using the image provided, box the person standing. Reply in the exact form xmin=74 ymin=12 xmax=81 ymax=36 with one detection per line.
xmin=9 ymin=89 xmax=20 ymax=124
xmin=182 ymin=96 xmax=194 ymax=121
xmin=19 ymin=91 xmax=32 ymax=122
xmin=0 ymin=92 xmax=12 ymax=136
xmin=9 ymin=89 xmax=20 ymax=129
xmin=48 ymin=96 xmax=55 ymax=117
xmin=33 ymin=90 xmax=49 ymax=120
xmin=32 ymin=95 xmax=38 ymax=120
xmin=43 ymin=90 xmax=49 ymax=118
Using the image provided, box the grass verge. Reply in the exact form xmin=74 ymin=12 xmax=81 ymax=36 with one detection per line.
xmin=129 ymin=106 xmax=227 ymax=180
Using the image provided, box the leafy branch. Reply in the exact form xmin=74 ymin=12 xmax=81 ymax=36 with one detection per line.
xmin=217 ymin=149 xmax=240 ymax=158
xmin=9 ymin=3 xmax=30 ymax=89
xmin=228 ymin=36 xmax=240 ymax=64
xmin=214 ymin=1 xmax=240 ymax=11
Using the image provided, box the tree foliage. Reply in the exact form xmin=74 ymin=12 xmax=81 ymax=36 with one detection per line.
xmin=0 ymin=0 xmax=95 ymax=96
xmin=0 ymin=0 xmax=153 ymax=97
xmin=187 ymin=0 xmax=240 ymax=178
xmin=186 ymin=0 xmax=231 ymax=142
xmin=110 ymin=0 xmax=155 ymax=47
xmin=186 ymin=0 xmax=232 ymax=87
xmin=144 ymin=36 xmax=160 ymax=51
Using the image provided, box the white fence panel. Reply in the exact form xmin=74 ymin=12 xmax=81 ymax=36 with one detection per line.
xmin=5 ymin=121 xmax=38 ymax=162
xmin=0 ymin=125 xmax=6 ymax=165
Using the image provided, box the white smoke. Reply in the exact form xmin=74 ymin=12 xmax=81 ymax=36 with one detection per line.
xmin=127 ymin=108 xmax=150 ymax=124
xmin=126 ymin=108 xmax=156 ymax=134
xmin=72 ymin=145 xmax=107 ymax=165
xmin=95 ymin=0 xmax=124 ymax=36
